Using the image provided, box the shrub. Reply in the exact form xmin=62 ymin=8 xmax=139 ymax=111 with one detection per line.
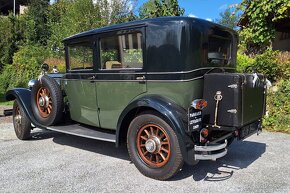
xmin=0 ymin=44 xmax=49 ymax=92
xmin=0 ymin=64 xmax=15 ymax=93
xmin=236 ymin=53 xmax=254 ymax=73
xmin=44 ymin=57 xmax=66 ymax=73
xmin=251 ymin=50 xmax=280 ymax=82
xmin=263 ymin=79 xmax=290 ymax=134
xmin=276 ymin=51 xmax=290 ymax=80
xmin=238 ymin=49 xmax=289 ymax=82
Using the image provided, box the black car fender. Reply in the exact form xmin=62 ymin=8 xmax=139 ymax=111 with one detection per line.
xmin=6 ymin=88 xmax=43 ymax=129
xmin=117 ymin=95 xmax=197 ymax=165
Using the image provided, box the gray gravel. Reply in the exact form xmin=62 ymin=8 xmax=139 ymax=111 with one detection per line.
xmin=1 ymin=123 xmax=290 ymax=193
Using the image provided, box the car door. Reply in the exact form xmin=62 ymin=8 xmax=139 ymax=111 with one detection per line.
xmin=96 ymin=28 xmax=147 ymax=130
xmin=63 ymin=37 xmax=100 ymax=127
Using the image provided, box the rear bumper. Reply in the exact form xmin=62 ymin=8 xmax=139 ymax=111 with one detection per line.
xmin=194 ymin=140 xmax=228 ymax=161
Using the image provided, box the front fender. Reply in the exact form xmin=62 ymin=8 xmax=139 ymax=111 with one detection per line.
xmin=6 ymin=88 xmax=44 ymax=129
xmin=117 ymin=95 xmax=197 ymax=165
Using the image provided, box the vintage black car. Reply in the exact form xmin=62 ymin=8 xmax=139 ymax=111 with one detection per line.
xmin=6 ymin=17 xmax=266 ymax=180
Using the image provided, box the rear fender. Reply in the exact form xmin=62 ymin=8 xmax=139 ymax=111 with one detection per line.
xmin=117 ymin=95 xmax=197 ymax=165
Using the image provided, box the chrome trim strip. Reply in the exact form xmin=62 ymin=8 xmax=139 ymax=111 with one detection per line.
xmin=99 ymin=68 xmax=143 ymax=71
xmin=146 ymin=67 xmax=235 ymax=75
xmin=62 ymin=76 xmax=204 ymax=82
xmin=63 ymin=67 xmax=235 ymax=76
xmin=194 ymin=140 xmax=228 ymax=152
xmin=68 ymin=68 xmax=94 ymax=72
xmin=195 ymin=149 xmax=228 ymax=161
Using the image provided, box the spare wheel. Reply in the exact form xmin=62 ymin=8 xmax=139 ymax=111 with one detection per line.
xmin=31 ymin=75 xmax=63 ymax=126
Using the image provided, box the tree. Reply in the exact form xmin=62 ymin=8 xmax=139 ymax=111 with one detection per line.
xmin=0 ymin=16 xmax=14 ymax=69
xmin=237 ymin=0 xmax=290 ymax=50
xmin=216 ymin=8 xmax=240 ymax=30
xmin=139 ymin=0 xmax=184 ymax=19
xmin=24 ymin=0 xmax=50 ymax=46
xmin=0 ymin=14 xmax=26 ymax=69
xmin=48 ymin=0 xmax=136 ymax=57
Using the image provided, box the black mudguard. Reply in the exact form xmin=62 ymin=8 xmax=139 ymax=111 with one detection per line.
xmin=117 ymin=95 xmax=197 ymax=165
xmin=6 ymin=88 xmax=44 ymax=129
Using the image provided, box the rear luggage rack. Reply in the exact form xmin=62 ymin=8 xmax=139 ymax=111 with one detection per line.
xmin=194 ymin=140 xmax=228 ymax=161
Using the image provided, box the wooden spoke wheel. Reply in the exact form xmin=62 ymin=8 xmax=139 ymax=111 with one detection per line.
xmin=137 ymin=124 xmax=171 ymax=168
xmin=13 ymin=100 xmax=31 ymax=140
xmin=31 ymin=75 xmax=63 ymax=126
xmin=127 ymin=111 xmax=184 ymax=180
xmin=36 ymin=87 xmax=53 ymax=118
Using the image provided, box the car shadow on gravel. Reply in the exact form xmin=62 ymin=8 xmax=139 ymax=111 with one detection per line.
xmin=29 ymin=129 xmax=130 ymax=161
xmin=29 ymin=130 xmax=266 ymax=182
xmin=171 ymin=139 xmax=266 ymax=182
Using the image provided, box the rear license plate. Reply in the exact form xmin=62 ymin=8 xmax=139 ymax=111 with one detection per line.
xmin=188 ymin=108 xmax=202 ymax=131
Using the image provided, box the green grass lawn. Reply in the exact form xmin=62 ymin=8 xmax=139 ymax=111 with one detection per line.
xmin=0 ymin=92 xmax=13 ymax=106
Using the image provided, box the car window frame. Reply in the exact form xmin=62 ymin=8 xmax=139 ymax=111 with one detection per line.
xmin=96 ymin=27 xmax=146 ymax=73
xmin=65 ymin=36 xmax=97 ymax=73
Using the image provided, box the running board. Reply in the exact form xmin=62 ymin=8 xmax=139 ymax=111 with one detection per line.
xmin=46 ymin=124 xmax=116 ymax=143
xmin=4 ymin=109 xmax=13 ymax=116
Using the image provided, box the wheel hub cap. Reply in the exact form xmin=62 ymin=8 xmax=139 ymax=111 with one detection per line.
xmin=145 ymin=139 xmax=156 ymax=153
xmin=38 ymin=96 xmax=49 ymax=108
xmin=137 ymin=124 xmax=171 ymax=168
xmin=15 ymin=115 xmax=22 ymax=124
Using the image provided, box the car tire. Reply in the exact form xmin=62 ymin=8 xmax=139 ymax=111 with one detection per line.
xmin=13 ymin=100 xmax=31 ymax=140
xmin=127 ymin=111 xmax=184 ymax=180
xmin=31 ymin=75 xmax=63 ymax=126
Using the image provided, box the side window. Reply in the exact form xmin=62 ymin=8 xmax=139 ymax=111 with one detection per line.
xmin=100 ymin=32 xmax=143 ymax=70
xmin=68 ymin=42 xmax=93 ymax=71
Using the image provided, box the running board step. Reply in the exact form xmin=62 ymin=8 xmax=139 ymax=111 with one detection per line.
xmin=47 ymin=124 xmax=116 ymax=143
xmin=4 ymin=109 xmax=13 ymax=116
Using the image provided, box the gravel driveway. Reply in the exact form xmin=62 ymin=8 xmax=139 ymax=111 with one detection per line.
xmin=1 ymin=123 xmax=290 ymax=193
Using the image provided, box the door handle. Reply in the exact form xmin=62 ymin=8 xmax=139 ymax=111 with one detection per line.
xmin=88 ymin=75 xmax=96 ymax=82
xmin=88 ymin=75 xmax=95 ymax=80
xmin=136 ymin=75 xmax=146 ymax=84
xmin=136 ymin=76 xmax=145 ymax=80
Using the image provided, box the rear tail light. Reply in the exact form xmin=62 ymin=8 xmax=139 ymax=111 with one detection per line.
xmin=200 ymin=128 xmax=209 ymax=138
xmin=191 ymin=99 xmax=207 ymax=110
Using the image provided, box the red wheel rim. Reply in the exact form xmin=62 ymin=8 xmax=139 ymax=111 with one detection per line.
xmin=137 ymin=124 xmax=171 ymax=168
xmin=36 ymin=87 xmax=52 ymax=118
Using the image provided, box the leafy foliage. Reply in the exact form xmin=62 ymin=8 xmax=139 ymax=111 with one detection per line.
xmin=216 ymin=8 xmax=240 ymax=30
xmin=0 ymin=14 xmax=26 ymax=68
xmin=23 ymin=0 xmax=50 ymax=46
xmin=139 ymin=0 xmax=184 ymax=19
xmin=0 ymin=15 xmax=14 ymax=68
xmin=237 ymin=49 xmax=290 ymax=82
xmin=250 ymin=50 xmax=280 ymax=81
xmin=236 ymin=53 xmax=254 ymax=73
xmin=48 ymin=0 xmax=135 ymax=57
xmin=263 ymin=79 xmax=290 ymax=134
xmin=238 ymin=0 xmax=290 ymax=49
xmin=0 ymin=44 xmax=49 ymax=93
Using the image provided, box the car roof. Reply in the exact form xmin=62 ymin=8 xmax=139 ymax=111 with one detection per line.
xmin=63 ymin=16 xmax=233 ymax=42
